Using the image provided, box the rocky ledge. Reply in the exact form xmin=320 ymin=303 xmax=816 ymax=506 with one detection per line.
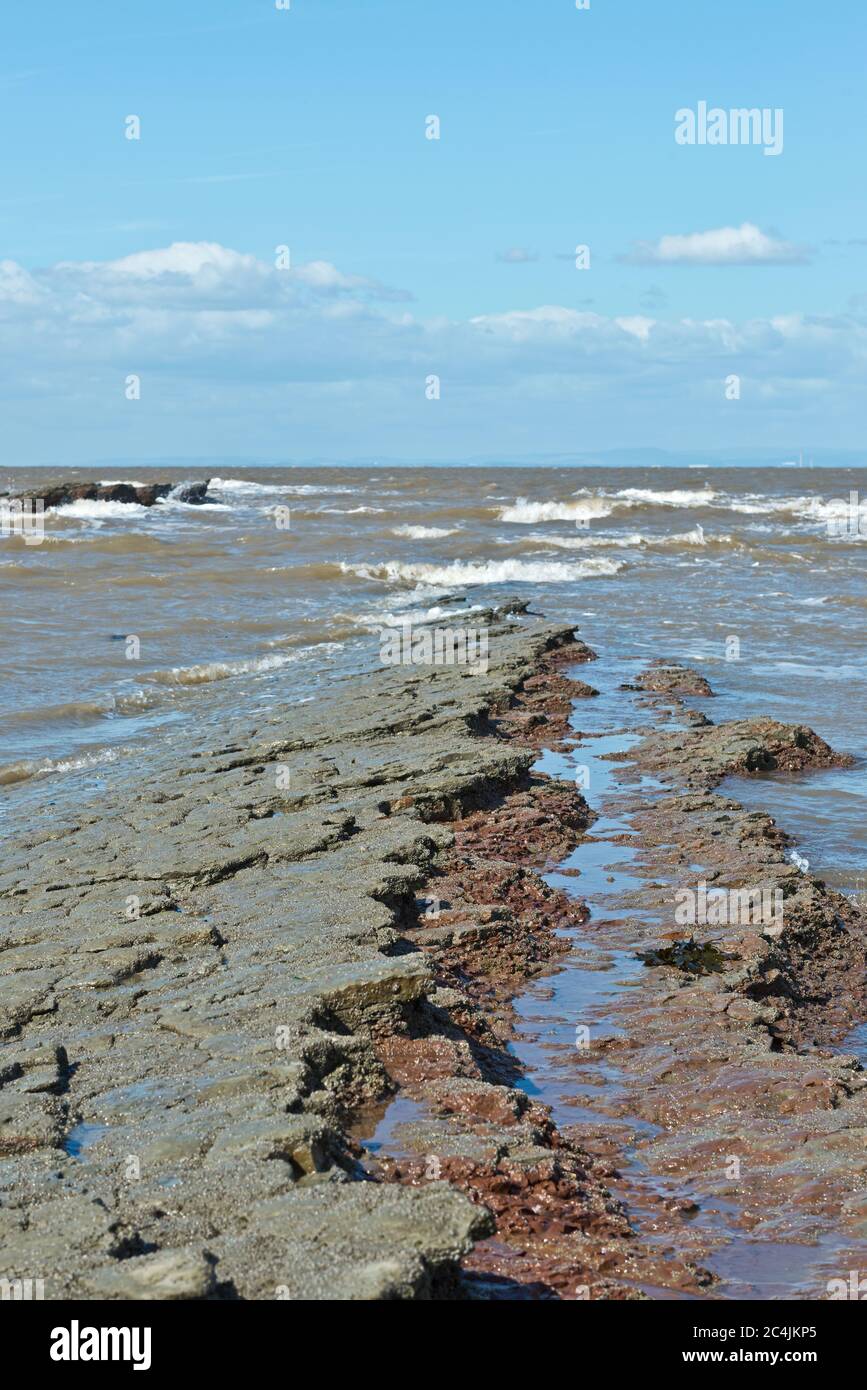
xmin=2 ymin=605 xmax=865 ymax=1300
xmin=0 ymin=606 xmax=583 ymax=1299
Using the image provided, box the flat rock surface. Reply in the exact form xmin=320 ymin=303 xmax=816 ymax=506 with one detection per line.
xmin=0 ymin=609 xmax=571 ymax=1299
xmin=4 ymin=611 xmax=865 ymax=1301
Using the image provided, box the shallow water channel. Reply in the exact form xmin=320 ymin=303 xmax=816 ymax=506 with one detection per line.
xmin=364 ymin=655 xmax=866 ymax=1299
xmin=508 ymin=659 xmax=863 ymax=1298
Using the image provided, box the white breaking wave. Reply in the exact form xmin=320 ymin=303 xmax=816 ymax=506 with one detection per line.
xmin=52 ymin=499 xmax=148 ymax=519
xmin=0 ymin=747 xmax=123 ymax=786
xmin=282 ymin=483 xmax=358 ymax=495
xmin=319 ymin=505 xmax=387 ymax=514
xmin=793 ymin=495 xmax=867 ymax=525
xmin=516 ymin=525 xmax=713 ymax=550
xmin=157 ymin=497 xmax=230 ymax=513
xmin=145 ymin=641 xmax=344 ymax=688
xmin=499 ymin=489 xmax=717 ymax=524
xmin=341 ymin=557 xmax=624 ymax=586
xmin=611 ymin=487 xmax=719 ymax=507
xmin=498 ymin=497 xmax=615 ymax=524
xmin=209 ymin=477 xmax=278 ymax=492
xmin=391 ymin=524 xmax=460 ymax=539
xmin=52 ymin=496 xmax=229 ymax=520
xmin=711 ymin=493 xmax=867 ymax=532
xmin=357 ymin=603 xmax=485 ymax=629
xmin=722 ymin=493 xmax=813 ymax=515
xmin=148 ymin=651 xmax=303 ymax=686
xmin=209 ymin=477 xmax=296 ymax=497
xmin=210 ymin=477 xmax=358 ymax=497
xmin=500 ymin=486 xmax=863 ymax=530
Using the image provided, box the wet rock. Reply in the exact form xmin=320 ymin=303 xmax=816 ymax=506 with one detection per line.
xmin=0 ymin=1093 xmax=63 ymax=1153
xmin=724 ymin=997 xmax=781 ymax=1026
xmin=8 ymin=609 xmax=864 ymax=1302
xmin=206 ymin=1113 xmax=339 ymax=1175
xmin=624 ymin=662 xmax=714 ymax=697
xmin=171 ymin=481 xmax=212 ymax=505
xmin=311 ymin=954 xmax=433 ymax=1031
xmin=420 ymin=1077 xmax=530 ymax=1126
xmin=371 ymin=640 xmax=867 ymax=1298
xmin=85 ymin=1247 xmax=216 ymax=1300
xmin=639 ymin=938 xmax=729 ymax=976
xmin=0 ymin=972 xmax=59 ymax=1036
xmin=8 ymin=479 xmax=214 ymax=509
xmin=635 ymin=717 xmax=848 ymax=789
xmin=1 ymin=613 xmax=585 ymax=1297
xmin=0 ymin=1195 xmax=124 ymax=1293
xmin=212 ymin=1182 xmax=491 ymax=1300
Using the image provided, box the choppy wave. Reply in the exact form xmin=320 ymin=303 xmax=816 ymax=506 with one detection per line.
xmin=610 ymin=486 xmax=719 ymax=508
xmin=282 ymin=483 xmax=358 ymax=495
xmin=44 ymin=533 xmax=226 ymax=556
xmin=792 ymin=495 xmax=867 ymax=529
xmin=514 ymin=525 xmax=716 ymax=550
xmin=498 ymin=497 xmax=615 ymax=524
xmin=318 ymin=505 xmax=388 ymax=515
xmin=499 ymin=488 xmax=718 ymax=522
xmin=142 ymin=642 xmax=343 ymax=688
xmin=0 ymin=746 xmax=124 ymax=787
xmin=49 ymin=496 xmax=229 ymax=522
xmin=265 ymin=625 xmax=358 ymax=648
xmin=147 ymin=651 xmax=305 ymax=687
xmin=209 ymin=477 xmax=289 ymax=495
xmin=496 ymin=486 xmax=867 ymax=534
xmin=4 ymin=694 xmax=151 ymax=727
xmin=769 ymin=660 xmax=866 ymax=682
xmin=341 ymin=557 xmax=625 ymax=586
xmin=356 ymin=603 xmax=484 ymax=629
xmin=722 ymin=495 xmax=800 ymax=515
xmin=391 ymin=524 xmax=460 ymax=539
xmin=211 ymin=477 xmax=359 ymax=498
xmin=158 ymin=497 xmax=230 ymax=513
xmin=52 ymin=498 xmax=149 ymax=519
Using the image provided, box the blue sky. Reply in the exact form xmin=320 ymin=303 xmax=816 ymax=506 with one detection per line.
xmin=2 ymin=0 xmax=866 ymax=465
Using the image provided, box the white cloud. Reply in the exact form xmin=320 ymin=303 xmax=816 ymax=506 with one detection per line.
xmin=96 ymin=241 xmax=259 ymax=280
xmin=1 ymin=240 xmax=865 ymax=460
xmin=0 ymin=259 xmax=43 ymax=304
xmin=470 ymin=305 xmax=605 ymax=339
xmin=50 ymin=242 xmax=408 ymax=309
xmin=292 ymin=259 xmax=394 ymax=294
xmin=614 ymin=315 xmax=655 ymax=341
xmin=622 ymin=223 xmax=810 ymax=266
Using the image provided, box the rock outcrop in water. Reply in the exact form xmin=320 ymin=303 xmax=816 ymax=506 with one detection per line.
xmin=633 ymin=715 xmax=848 ymax=787
xmin=622 ymin=661 xmax=714 ymax=698
xmin=5 ymin=480 xmax=213 ymax=508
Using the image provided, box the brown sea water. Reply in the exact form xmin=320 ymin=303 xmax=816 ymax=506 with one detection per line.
xmin=2 ymin=463 xmax=865 ymax=905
